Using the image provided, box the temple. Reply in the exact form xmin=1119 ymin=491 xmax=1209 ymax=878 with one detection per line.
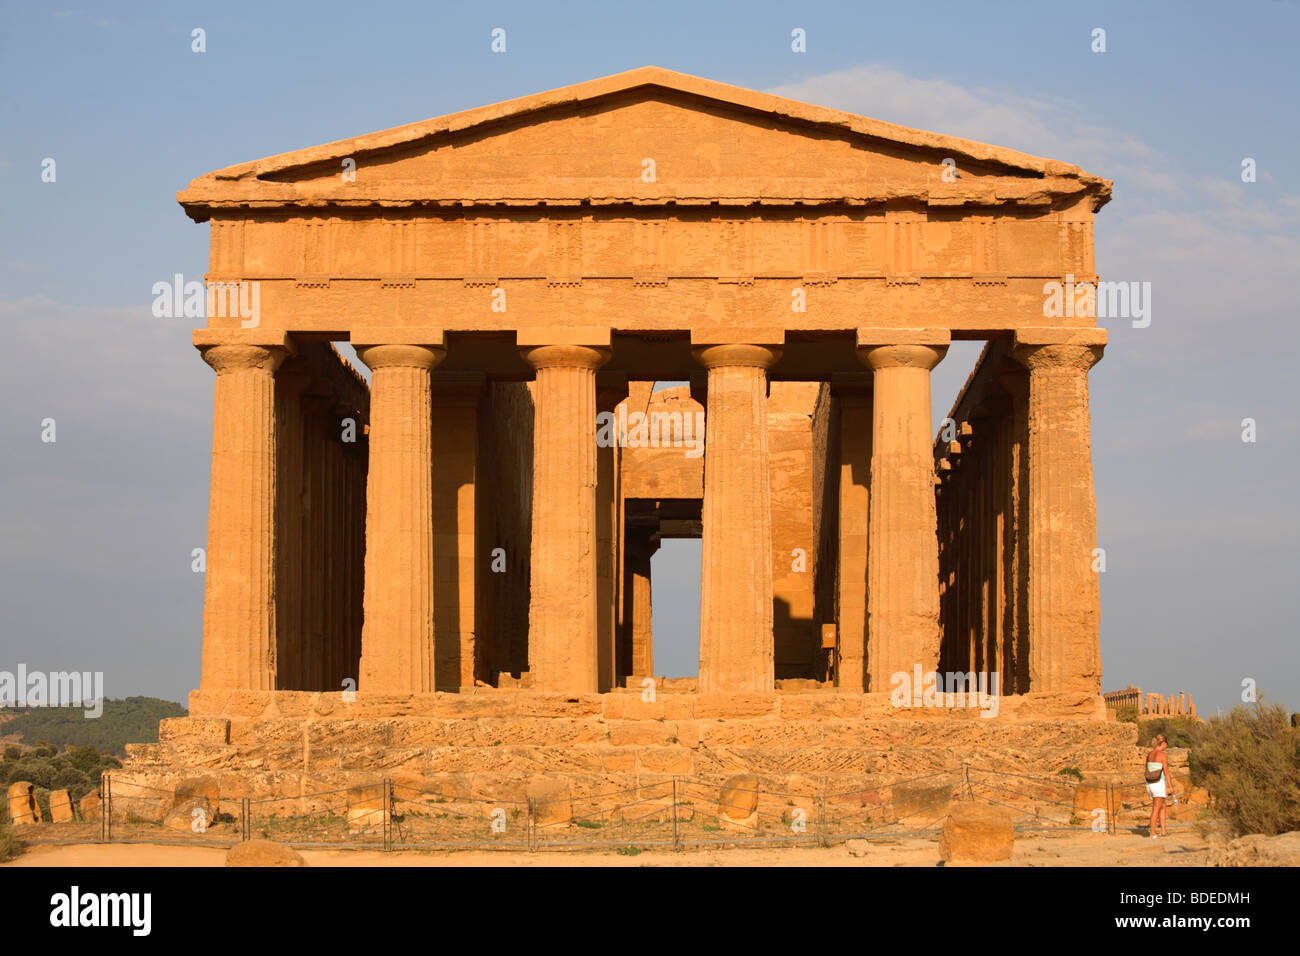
xmin=176 ymin=66 xmax=1109 ymax=702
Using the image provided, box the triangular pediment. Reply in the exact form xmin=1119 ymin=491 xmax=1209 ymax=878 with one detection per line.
xmin=179 ymin=66 xmax=1109 ymax=219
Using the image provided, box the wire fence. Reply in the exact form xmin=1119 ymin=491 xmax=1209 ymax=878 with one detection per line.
xmin=1 ymin=764 xmax=1208 ymax=852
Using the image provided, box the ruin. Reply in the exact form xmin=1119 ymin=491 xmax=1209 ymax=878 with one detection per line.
xmin=124 ymin=68 xmax=1131 ymax=808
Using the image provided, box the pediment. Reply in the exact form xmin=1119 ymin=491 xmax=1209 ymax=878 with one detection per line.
xmin=179 ymin=66 xmax=1109 ymax=219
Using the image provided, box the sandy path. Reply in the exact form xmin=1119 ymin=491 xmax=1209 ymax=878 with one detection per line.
xmin=5 ymin=828 xmax=1211 ymax=867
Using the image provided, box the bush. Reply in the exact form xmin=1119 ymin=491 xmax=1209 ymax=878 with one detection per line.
xmin=51 ymin=768 xmax=93 ymax=801
xmin=66 ymin=745 xmax=102 ymax=773
xmin=11 ymin=756 xmax=56 ymax=789
xmin=1190 ymin=703 xmax=1300 ymax=836
xmin=1113 ymin=704 xmax=1139 ymax=724
xmin=0 ymin=822 xmax=19 ymax=862
xmin=1138 ymin=716 xmax=1202 ymax=750
xmin=2 ymin=745 xmax=20 ymax=761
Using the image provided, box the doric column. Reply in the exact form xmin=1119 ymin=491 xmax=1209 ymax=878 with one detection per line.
xmin=521 ymin=338 xmax=611 ymax=692
xmin=194 ymin=330 xmax=294 ymax=690
xmin=596 ymin=373 xmax=628 ymax=692
xmin=857 ymin=329 xmax=950 ymax=692
xmin=430 ymin=372 xmax=485 ymax=692
xmin=354 ymin=333 xmax=446 ymax=694
xmin=693 ymin=340 xmax=782 ymax=693
xmin=831 ymin=373 xmax=873 ymax=692
xmin=1011 ymin=328 xmax=1106 ymax=694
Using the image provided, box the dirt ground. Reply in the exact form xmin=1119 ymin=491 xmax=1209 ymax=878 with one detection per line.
xmin=5 ymin=827 xmax=1213 ymax=867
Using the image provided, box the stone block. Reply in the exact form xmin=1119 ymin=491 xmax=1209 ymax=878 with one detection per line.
xmin=526 ymin=777 xmax=572 ymax=828
xmin=719 ymin=773 xmax=760 ymax=830
xmin=939 ymin=802 xmax=1015 ymax=863
xmin=48 ymin=789 xmax=74 ymax=823
xmin=79 ymin=791 xmax=101 ymax=821
xmin=7 ymin=781 xmax=39 ymax=825
xmin=346 ymin=783 xmax=386 ymax=832
xmin=226 ymin=839 xmax=308 ymax=867
xmin=891 ymin=780 xmax=956 ymax=823
xmin=159 ymin=717 xmax=230 ymax=745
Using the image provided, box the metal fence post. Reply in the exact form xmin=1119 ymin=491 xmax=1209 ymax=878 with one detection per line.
xmin=240 ymin=797 xmax=249 ymax=841
xmin=672 ymin=777 xmax=680 ymax=851
xmin=104 ymin=773 xmax=113 ymax=841
xmin=527 ymin=796 xmax=536 ymax=853
xmin=382 ymin=777 xmax=391 ymax=852
xmin=818 ymin=790 xmax=827 ymax=847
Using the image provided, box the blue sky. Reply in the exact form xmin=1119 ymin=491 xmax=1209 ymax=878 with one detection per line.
xmin=1 ymin=1 xmax=1296 ymax=714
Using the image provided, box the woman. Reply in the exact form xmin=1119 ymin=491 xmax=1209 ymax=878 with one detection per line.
xmin=1145 ymin=733 xmax=1175 ymax=838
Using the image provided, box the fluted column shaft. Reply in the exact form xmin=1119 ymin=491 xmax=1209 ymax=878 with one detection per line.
xmin=1012 ymin=334 xmax=1105 ymax=693
xmin=198 ymin=342 xmax=290 ymax=690
xmin=859 ymin=338 xmax=948 ymax=691
xmin=694 ymin=344 xmax=781 ymax=693
xmin=357 ymin=344 xmax=444 ymax=694
xmin=523 ymin=345 xmax=610 ymax=692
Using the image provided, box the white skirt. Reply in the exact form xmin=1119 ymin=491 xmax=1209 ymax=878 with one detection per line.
xmin=1146 ymin=777 xmax=1167 ymax=799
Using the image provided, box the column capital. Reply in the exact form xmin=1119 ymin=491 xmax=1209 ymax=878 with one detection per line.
xmin=195 ymin=329 xmax=294 ymax=375
xmin=1012 ymin=328 xmax=1106 ymax=373
xmin=692 ymin=343 xmax=782 ymax=370
xmin=856 ymin=328 xmax=950 ymax=372
xmin=522 ymin=344 xmax=611 ymax=371
xmin=858 ymin=342 xmax=948 ymax=372
xmin=356 ymin=343 xmax=447 ymax=372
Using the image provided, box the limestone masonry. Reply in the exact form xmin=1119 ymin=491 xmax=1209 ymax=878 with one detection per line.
xmin=126 ymin=67 xmax=1122 ymax=801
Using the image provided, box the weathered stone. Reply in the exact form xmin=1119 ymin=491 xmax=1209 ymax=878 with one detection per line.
xmin=346 ymin=783 xmax=386 ymax=832
xmin=1206 ymin=832 xmax=1300 ymax=867
xmin=526 ymin=777 xmax=572 ymax=828
xmin=225 ymin=839 xmax=308 ymax=867
xmin=7 ymin=781 xmax=39 ymax=825
xmin=79 ymin=792 xmax=101 ymax=821
xmin=46 ymin=789 xmax=74 ymax=823
xmin=173 ymin=775 xmax=220 ymax=810
xmin=719 ymin=774 xmax=761 ymax=830
xmin=163 ymin=795 xmax=215 ymax=833
xmin=940 ymin=802 xmax=1015 ymax=863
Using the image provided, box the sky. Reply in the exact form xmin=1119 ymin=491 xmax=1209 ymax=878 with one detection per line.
xmin=0 ymin=1 xmax=1296 ymax=715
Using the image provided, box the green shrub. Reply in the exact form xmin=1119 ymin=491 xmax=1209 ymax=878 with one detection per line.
xmin=1113 ymin=704 xmax=1139 ymax=724
xmin=2 ymin=745 xmax=20 ymax=761
xmin=11 ymin=756 xmax=56 ymax=789
xmin=0 ymin=822 xmax=20 ymax=862
xmin=51 ymin=767 xmax=93 ymax=801
xmin=1139 ymin=716 xmax=1202 ymax=750
xmin=66 ymin=745 xmax=102 ymax=773
xmin=1190 ymin=703 xmax=1300 ymax=836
